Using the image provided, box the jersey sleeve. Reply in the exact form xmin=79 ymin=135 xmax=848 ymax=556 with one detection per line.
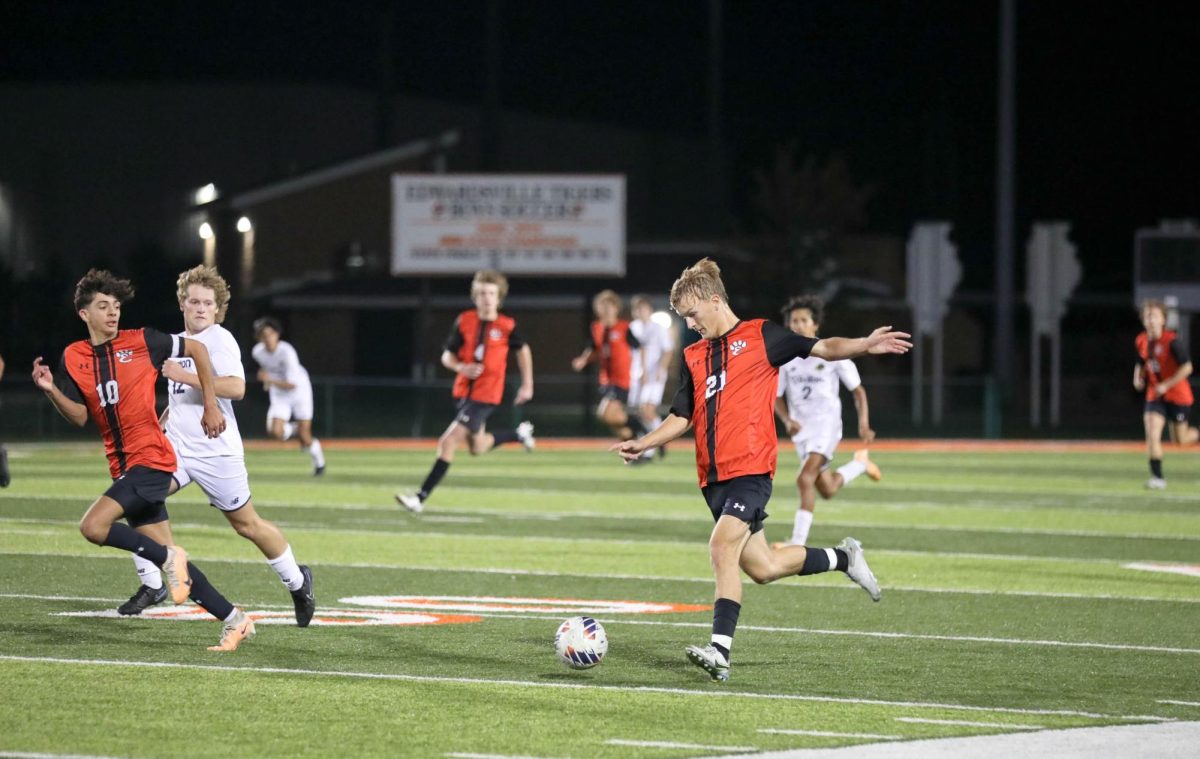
xmin=776 ymin=367 xmax=787 ymax=398
xmin=668 ymin=361 xmax=695 ymax=419
xmin=144 ymin=328 xmax=183 ymax=370
xmin=281 ymin=344 xmax=305 ymax=384
xmin=762 ymin=321 xmax=818 ymax=367
xmin=215 ymin=332 xmax=247 ymax=379
xmin=626 ymin=327 xmax=641 ymax=349
xmin=660 ymin=323 xmax=675 ymax=352
xmin=1170 ymin=338 xmax=1191 ymax=366
xmin=838 ymin=360 xmax=863 ymax=392
xmin=508 ymin=323 xmax=526 ymax=350
xmin=54 ymin=351 xmax=85 ymax=404
xmin=443 ymin=316 xmax=464 ymax=354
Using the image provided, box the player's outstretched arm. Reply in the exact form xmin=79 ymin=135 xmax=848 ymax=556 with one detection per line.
xmin=570 ymin=347 xmax=593 ymax=372
xmin=514 ymin=344 xmax=534 ymax=404
xmin=610 ymin=413 xmax=691 ymax=463
xmin=31 ymin=357 xmax=88 ymax=427
xmin=181 ymin=338 xmax=226 ymax=438
xmin=811 ymin=327 xmax=912 ymax=361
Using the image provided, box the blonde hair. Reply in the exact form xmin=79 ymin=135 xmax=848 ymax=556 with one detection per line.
xmin=1140 ymin=298 xmax=1166 ymax=318
xmin=669 ymin=258 xmax=727 ymax=311
xmin=592 ymin=289 xmax=622 ymax=314
xmin=471 ymin=269 xmax=509 ymax=301
xmin=176 ymin=265 xmax=231 ymax=323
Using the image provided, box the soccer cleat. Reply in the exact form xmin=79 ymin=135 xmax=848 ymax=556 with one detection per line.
xmin=0 ymin=444 xmax=9 ymax=487
xmin=314 ymin=465 xmax=326 ymax=477
xmin=838 ymin=536 xmax=881 ymax=602
xmin=854 ymin=449 xmax=882 ymax=481
xmin=162 ymin=545 xmax=193 ymax=605
xmin=1146 ymin=477 xmax=1167 ymax=490
xmin=291 ymin=565 xmax=315 ymax=628
xmin=516 ymin=421 xmax=536 ymax=452
xmin=396 ymin=491 xmax=424 ymax=514
xmin=685 ymin=644 xmax=730 ymax=682
xmin=207 ymin=608 xmax=255 ymax=652
xmin=117 ymin=584 xmax=168 ymax=616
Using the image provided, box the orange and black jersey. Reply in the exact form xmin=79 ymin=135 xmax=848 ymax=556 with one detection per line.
xmin=588 ymin=320 xmax=640 ymax=390
xmin=670 ymin=319 xmax=818 ymax=488
xmin=54 ymin=328 xmax=185 ymax=478
xmin=445 ymin=310 xmax=525 ymax=405
xmin=1136 ymin=329 xmax=1194 ymax=406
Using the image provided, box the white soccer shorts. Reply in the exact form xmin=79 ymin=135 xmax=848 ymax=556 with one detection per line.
xmin=633 ymin=379 xmax=667 ymax=407
xmin=791 ymin=417 xmax=843 ymax=470
xmin=172 ymin=455 xmax=253 ymax=512
xmin=266 ymin=387 xmax=314 ymax=424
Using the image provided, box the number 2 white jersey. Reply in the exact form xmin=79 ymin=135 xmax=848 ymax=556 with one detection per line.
xmin=251 ymin=339 xmax=311 ymax=404
xmin=776 ymin=355 xmax=862 ymax=425
xmin=629 ymin=318 xmax=674 ymax=381
xmin=165 ymin=324 xmax=245 ymax=458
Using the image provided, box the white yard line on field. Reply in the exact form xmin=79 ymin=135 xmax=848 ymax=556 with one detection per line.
xmin=758 ymin=729 xmax=901 ymax=740
xmin=1158 ymin=700 xmax=1200 ymax=707
xmin=606 ymin=739 xmax=756 ymax=752
xmin=893 ymin=717 xmax=1042 ymax=729
xmin=0 ymin=654 xmax=1169 ymax=722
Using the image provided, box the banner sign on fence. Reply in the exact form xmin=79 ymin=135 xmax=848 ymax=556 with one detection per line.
xmin=391 ymin=174 xmax=625 ymax=276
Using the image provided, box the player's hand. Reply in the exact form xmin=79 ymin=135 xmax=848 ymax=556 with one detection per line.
xmin=865 ymin=326 xmax=913 ymax=355
xmin=859 ymin=425 xmax=876 ymax=444
xmin=609 ymin=438 xmax=646 ymax=463
xmin=256 ymin=369 xmax=271 ymax=385
xmin=515 ymin=384 xmax=534 ymax=405
xmin=460 ymin=362 xmax=484 ymax=379
xmin=161 ymin=360 xmax=193 ymax=386
xmin=201 ymin=402 xmax=226 ymax=438
xmin=570 ymin=356 xmax=588 ymax=372
xmin=31 ymin=357 xmax=55 ymax=391
xmin=1155 ymin=383 xmax=1169 ymax=397
xmin=1133 ymin=374 xmax=1145 ymax=392
xmin=785 ymin=419 xmax=801 ymax=437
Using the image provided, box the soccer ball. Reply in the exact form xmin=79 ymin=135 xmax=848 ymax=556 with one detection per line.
xmin=554 ymin=616 xmax=608 ymax=669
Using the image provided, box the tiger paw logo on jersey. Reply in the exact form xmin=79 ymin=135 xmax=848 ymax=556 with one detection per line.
xmin=115 ymin=349 xmax=135 ymax=363
xmin=729 ymin=340 xmax=747 ymax=356
xmin=489 ymin=328 xmax=503 ymax=341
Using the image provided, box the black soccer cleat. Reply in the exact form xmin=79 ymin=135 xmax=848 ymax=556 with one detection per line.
xmin=0 ymin=444 xmax=10 ymax=488
xmin=314 ymin=465 xmax=326 ymax=477
xmin=118 ymin=584 xmax=168 ymax=616
xmin=291 ymin=565 xmax=315 ymax=627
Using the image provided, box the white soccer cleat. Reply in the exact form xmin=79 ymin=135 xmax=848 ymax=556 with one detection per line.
xmin=516 ymin=421 xmax=536 ymax=452
xmin=685 ymin=644 xmax=730 ymax=682
xmin=395 ymin=491 xmax=424 ymax=514
xmin=1146 ymin=477 xmax=1167 ymax=490
xmin=854 ymin=449 xmax=882 ymax=481
xmin=838 ymin=536 xmax=881 ymax=602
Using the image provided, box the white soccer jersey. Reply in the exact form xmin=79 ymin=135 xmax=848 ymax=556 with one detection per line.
xmin=629 ymin=318 xmax=674 ymax=383
xmin=165 ymin=324 xmax=245 ymax=458
xmin=251 ymin=339 xmax=311 ymax=404
xmin=777 ymin=355 xmax=862 ymax=425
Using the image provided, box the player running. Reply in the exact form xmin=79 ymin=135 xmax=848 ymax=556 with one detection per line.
xmin=773 ymin=295 xmax=881 ymax=547
xmin=251 ymin=317 xmax=326 ymax=475
xmin=117 ymin=266 xmax=315 ymax=626
xmin=628 ymin=295 xmax=675 ymax=461
xmin=32 ymin=269 xmax=254 ymax=651
xmin=1134 ymin=299 xmax=1197 ymax=489
xmin=397 ymin=270 xmax=534 ymax=513
xmin=613 ymin=258 xmax=910 ymax=682
xmin=572 ymin=290 xmax=646 ymax=442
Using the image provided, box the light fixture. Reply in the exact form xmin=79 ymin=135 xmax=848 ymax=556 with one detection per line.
xmin=198 ymin=222 xmax=214 ymax=240
xmin=236 ymin=216 xmax=252 ymax=233
xmin=651 ymin=311 xmax=673 ymax=329
xmin=195 ymin=183 xmax=218 ymax=204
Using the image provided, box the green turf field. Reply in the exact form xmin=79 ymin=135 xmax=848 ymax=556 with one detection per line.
xmin=1 ymin=442 xmax=1198 ymax=758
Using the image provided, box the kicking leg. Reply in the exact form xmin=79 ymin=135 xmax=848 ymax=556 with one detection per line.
xmin=1144 ymin=412 xmax=1166 ymax=488
xmin=398 ymin=421 xmax=469 ymax=512
xmin=224 ymin=501 xmax=314 ymax=627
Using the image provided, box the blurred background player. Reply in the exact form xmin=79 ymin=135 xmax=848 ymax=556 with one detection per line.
xmin=571 ymin=290 xmax=646 ymax=443
xmin=397 ymin=270 xmax=534 ymax=513
xmin=251 ymin=316 xmax=326 ymax=475
xmin=613 ymin=258 xmax=910 ymax=682
xmin=1134 ymin=298 xmax=1197 ymax=489
xmin=628 ymin=294 xmax=675 ymax=461
xmin=31 ymin=269 xmax=254 ymax=651
xmin=119 ymin=266 xmax=315 ymax=626
xmin=0 ymin=353 xmax=9 ymax=487
xmin=773 ymin=295 xmax=881 ymax=547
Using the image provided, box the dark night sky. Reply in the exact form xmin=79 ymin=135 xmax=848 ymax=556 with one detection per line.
xmin=2 ymin=0 xmax=1198 ymax=291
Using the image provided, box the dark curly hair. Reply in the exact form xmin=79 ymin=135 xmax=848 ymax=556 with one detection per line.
xmin=74 ymin=269 xmax=135 ymax=311
xmin=780 ymin=294 xmax=825 ymax=326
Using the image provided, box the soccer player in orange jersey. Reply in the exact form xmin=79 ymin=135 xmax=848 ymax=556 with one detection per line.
xmin=397 ymin=270 xmax=534 ymax=513
xmin=571 ymin=290 xmax=647 ymax=442
xmin=612 ymin=259 xmax=910 ymax=681
xmin=31 ymin=269 xmax=254 ymax=651
xmin=1134 ymin=299 xmax=1197 ymax=489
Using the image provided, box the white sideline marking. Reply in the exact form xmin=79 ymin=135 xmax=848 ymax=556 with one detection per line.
xmin=894 ymin=717 xmax=1043 ymax=729
xmin=2 ymin=549 xmax=1198 ymax=605
xmin=0 ymin=753 xmax=123 ymax=759
xmin=758 ymin=729 xmax=901 ymax=740
xmin=607 ymin=739 xmax=756 ymax=752
xmin=444 ymin=753 xmax=567 ymax=759
xmin=8 ymin=592 xmax=1197 ymax=655
xmin=1159 ymin=700 xmax=1200 ymax=707
xmin=0 ymin=654 xmax=1168 ymax=721
xmin=1124 ymin=562 xmax=1200 ymax=578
